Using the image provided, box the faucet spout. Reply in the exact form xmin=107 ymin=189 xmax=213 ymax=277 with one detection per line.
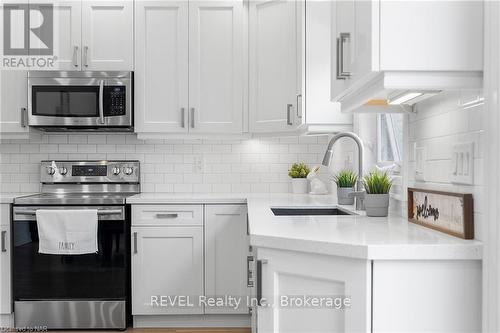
xmin=322 ymin=132 xmax=365 ymax=209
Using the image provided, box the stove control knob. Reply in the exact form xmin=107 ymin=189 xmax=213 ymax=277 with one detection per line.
xmin=112 ymin=167 xmax=121 ymax=176
xmin=123 ymin=167 xmax=134 ymax=175
xmin=46 ymin=166 xmax=56 ymax=175
xmin=59 ymin=167 xmax=68 ymax=176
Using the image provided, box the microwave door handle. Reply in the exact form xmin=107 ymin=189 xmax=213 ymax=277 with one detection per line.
xmin=99 ymin=80 xmax=104 ymax=124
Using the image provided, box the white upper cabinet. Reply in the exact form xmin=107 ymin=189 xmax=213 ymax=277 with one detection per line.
xmin=249 ymin=0 xmax=352 ymax=135
xmin=189 ymin=1 xmax=243 ymax=133
xmin=331 ymin=0 xmax=484 ymax=112
xmin=304 ymin=0 xmax=352 ymax=131
xmin=135 ymin=0 xmax=189 ymax=133
xmin=249 ymin=0 xmax=299 ymax=133
xmin=82 ymin=1 xmax=134 ymax=70
xmin=205 ymin=205 xmax=249 ymax=314
xmin=0 ymin=71 xmax=29 ymax=138
xmin=52 ymin=0 xmax=82 ymax=70
xmin=135 ymin=0 xmax=244 ymax=137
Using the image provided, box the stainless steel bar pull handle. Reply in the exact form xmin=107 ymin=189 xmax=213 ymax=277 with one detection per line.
xmin=181 ymin=108 xmax=186 ymax=128
xmin=98 ymin=80 xmax=104 ymax=124
xmin=286 ymin=104 xmax=293 ymax=126
xmin=256 ymin=259 xmax=268 ymax=306
xmin=20 ymin=107 xmax=27 ymax=127
xmin=338 ymin=33 xmax=351 ymax=79
xmin=133 ymin=232 xmax=138 ymax=254
xmin=73 ymin=45 xmax=79 ymax=67
xmin=296 ymin=94 xmax=302 ymax=118
xmin=336 ymin=37 xmax=344 ymax=80
xmin=156 ymin=213 xmax=178 ymax=219
xmin=190 ymin=108 xmax=195 ymax=128
xmin=1 ymin=231 xmax=6 ymax=252
xmin=83 ymin=46 xmax=89 ymax=67
xmin=15 ymin=209 xmax=123 ymax=216
xmin=247 ymin=256 xmax=254 ymax=287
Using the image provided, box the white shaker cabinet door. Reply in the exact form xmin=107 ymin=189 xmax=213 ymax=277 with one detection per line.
xmin=81 ymin=1 xmax=133 ymax=71
xmin=0 ymin=71 xmax=29 ymax=137
xmin=0 ymin=205 xmax=11 ymax=315
xmin=205 ymin=204 xmax=249 ymax=314
xmin=134 ymin=0 xmax=189 ymax=133
xmin=52 ymin=0 xmax=82 ymax=70
xmin=331 ymin=0 xmax=354 ymax=100
xmin=257 ymin=248 xmax=371 ymax=333
xmin=249 ymin=0 xmax=299 ymax=133
xmin=188 ymin=1 xmax=243 ymax=134
xmin=131 ymin=227 xmax=204 ymax=315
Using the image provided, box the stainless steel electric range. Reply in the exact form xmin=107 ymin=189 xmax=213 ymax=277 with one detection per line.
xmin=12 ymin=160 xmax=140 ymax=330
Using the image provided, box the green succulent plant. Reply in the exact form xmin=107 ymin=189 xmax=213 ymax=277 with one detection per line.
xmin=363 ymin=170 xmax=392 ymax=194
xmin=288 ymin=163 xmax=310 ymax=179
xmin=333 ymin=170 xmax=358 ymax=188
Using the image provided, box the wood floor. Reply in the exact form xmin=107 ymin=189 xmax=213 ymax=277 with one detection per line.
xmin=56 ymin=329 xmax=250 ymax=333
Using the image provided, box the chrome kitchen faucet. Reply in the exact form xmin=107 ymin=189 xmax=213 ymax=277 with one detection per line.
xmin=322 ymin=132 xmax=365 ymax=210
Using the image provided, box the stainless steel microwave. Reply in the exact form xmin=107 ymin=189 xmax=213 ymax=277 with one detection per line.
xmin=28 ymin=71 xmax=133 ymax=131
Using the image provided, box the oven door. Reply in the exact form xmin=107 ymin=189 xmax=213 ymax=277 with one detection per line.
xmin=28 ymin=72 xmax=132 ymax=129
xmin=12 ymin=206 xmax=130 ymax=329
xmin=12 ymin=206 xmax=129 ymax=300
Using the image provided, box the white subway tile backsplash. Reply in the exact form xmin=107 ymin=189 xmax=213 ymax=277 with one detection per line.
xmin=0 ymin=134 xmax=334 ymax=199
xmin=48 ymin=135 xmax=67 ymax=144
xmin=77 ymin=145 xmax=97 ymax=153
xmin=68 ymin=135 xmax=88 ymax=144
xmin=97 ymin=145 xmax=116 ymax=153
xmin=87 ymin=135 xmax=107 ymax=144
xmin=106 ymin=135 xmax=126 ymax=144
xmin=409 ymin=90 xmax=485 ymax=240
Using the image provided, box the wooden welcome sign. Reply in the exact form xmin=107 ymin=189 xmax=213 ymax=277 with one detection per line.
xmin=407 ymin=188 xmax=474 ymax=239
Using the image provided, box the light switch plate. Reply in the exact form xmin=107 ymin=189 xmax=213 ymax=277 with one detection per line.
xmin=415 ymin=146 xmax=426 ymax=181
xmin=451 ymin=142 xmax=474 ymax=185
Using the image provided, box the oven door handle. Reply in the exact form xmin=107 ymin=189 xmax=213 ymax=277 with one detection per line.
xmin=99 ymin=80 xmax=105 ymax=124
xmin=15 ymin=209 xmax=123 ymax=216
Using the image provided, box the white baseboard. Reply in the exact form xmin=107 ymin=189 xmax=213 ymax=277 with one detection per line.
xmin=0 ymin=314 xmax=14 ymax=327
xmin=133 ymin=314 xmax=250 ymax=328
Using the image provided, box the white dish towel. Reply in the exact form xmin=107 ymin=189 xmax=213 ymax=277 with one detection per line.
xmin=36 ymin=209 xmax=98 ymax=255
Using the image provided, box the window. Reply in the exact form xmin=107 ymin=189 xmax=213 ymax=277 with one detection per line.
xmin=377 ymin=114 xmax=403 ymax=164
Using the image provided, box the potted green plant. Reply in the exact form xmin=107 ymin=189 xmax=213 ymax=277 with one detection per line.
xmin=332 ymin=170 xmax=358 ymax=205
xmin=288 ymin=163 xmax=311 ymax=194
xmin=363 ymin=170 xmax=393 ymax=217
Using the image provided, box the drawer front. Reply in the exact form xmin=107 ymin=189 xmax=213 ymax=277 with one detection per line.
xmin=132 ymin=205 xmax=203 ymax=226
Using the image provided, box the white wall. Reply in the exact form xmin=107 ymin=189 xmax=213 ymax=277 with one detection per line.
xmin=0 ymin=134 xmax=353 ymax=194
xmin=407 ymin=90 xmax=484 ymax=240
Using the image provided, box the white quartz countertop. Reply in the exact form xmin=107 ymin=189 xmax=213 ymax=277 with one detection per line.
xmin=128 ymin=192 xmax=482 ymax=260
xmin=0 ymin=193 xmax=36 ymax=204
xmin=127 ymin=192 xmax=247 ymax=204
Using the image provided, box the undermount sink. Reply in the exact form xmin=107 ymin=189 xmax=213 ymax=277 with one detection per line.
xmin=270 ymin=207 xmax=357 ymax=216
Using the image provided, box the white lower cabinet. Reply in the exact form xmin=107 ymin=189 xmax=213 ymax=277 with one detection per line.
xmin=256 ymin=248 xmax=482 ymax=333
xmin=0 ymin=204 xmax=12 ymax=316
xmin=205 ymin=205 xmax=249 ymax=314
xmin=131 ymin=204 xmax=250 ymax=320
xmin=257 ymin=248 xmax=371 ymax=333
xmin=131 ymin=226 xmax=204 ymax=315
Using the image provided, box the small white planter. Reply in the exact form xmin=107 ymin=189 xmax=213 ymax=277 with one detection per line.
xmin=291 ymin=178 xmax=308 ymax=194
xmin=337 ymin=187 xmax=355 ymax=205
xmin=364 ymin=193 xmax=390 ymax=217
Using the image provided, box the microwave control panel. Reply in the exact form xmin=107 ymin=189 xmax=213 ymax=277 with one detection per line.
xmin=104 ymin=86 xmax=126 ymax=116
